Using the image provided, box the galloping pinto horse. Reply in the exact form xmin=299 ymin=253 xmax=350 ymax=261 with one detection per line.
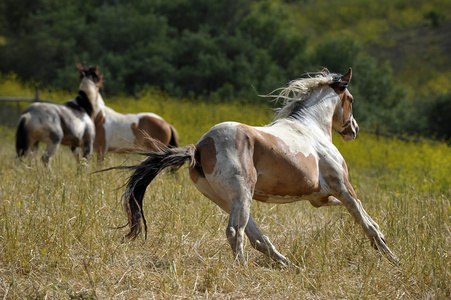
xmin=114 ymin=68 xmax=398 ymax=266
xmin=16 ymin=65 xmax=103 ymax=165
xmin=93 ymin=96 xmax=179 ymax=160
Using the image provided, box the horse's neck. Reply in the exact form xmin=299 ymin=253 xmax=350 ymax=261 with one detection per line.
xmin=79 ymin=79 xmax=104 ymax=118
xmin=95 ymin=93 xmax=106 ymax=114
xmin=287 ymin=87 xmax=339 ymax=138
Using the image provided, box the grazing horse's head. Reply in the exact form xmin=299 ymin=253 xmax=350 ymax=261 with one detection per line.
xmin=76 ymin=64 xmax=103 ymax=88
xmin=330 ymin=68 xmax=358 ymax=141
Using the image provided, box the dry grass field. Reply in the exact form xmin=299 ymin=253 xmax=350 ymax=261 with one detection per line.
xmin=0 ymin=78 xmax=450 ymax=299
xmin=0 ymin=120 xmax=450 ymax=299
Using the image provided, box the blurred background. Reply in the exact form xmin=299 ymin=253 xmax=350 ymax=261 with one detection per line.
xmin=0 ymin=0 xmax=450 ymax=140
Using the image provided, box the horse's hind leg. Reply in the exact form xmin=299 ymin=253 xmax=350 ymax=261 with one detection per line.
xmin=41 ymin=129 xmax=62 ymax=165
xmin=226 ymin=193 xmax=252 ymax=263
xmin=42 ymin=143 xmax=59 ymax=165
xmin=30 ymin=142 xmax=39 ymax=155
xmin=80 ymin=130 xmax=93 ymax=161
xmin=28 ymin=141 xmax=39 ymax=158
xmin=245 ymin=214 xmax=289 ymax=266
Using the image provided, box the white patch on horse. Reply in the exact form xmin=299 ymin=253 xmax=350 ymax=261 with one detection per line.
xmin=93 ymin=94 xmax=178 ymax=158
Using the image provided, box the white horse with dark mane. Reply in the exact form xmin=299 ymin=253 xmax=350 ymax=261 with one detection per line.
xmin=108 ymin=68 xmax=398 ymax=266
xmin=16 ymin=65 xmax=103 ymax=165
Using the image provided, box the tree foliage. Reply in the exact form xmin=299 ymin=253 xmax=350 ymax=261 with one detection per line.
xmin=425 ymin=93 xmax=451 ymax=141
xmin=0 ymin=0 xmax=449 ymax=138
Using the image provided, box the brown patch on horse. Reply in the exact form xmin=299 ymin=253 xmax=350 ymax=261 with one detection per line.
xmin=342 ymin=160 xmax=357 ymax=200
xmin=196 ymin=137 xmax=217 ymax=175
xmin=309 ymin=196 xmax=337 ymax=208
xmin=93 ymin=110 xmax=107 ymax=155
xmin=235 ymin=125 xmax=321 ymax=201
xmin=131 ymin=115 xmax=171 ymax=149
xmin=253 ymin=193 xmax=270 ymax=202
xmin=189 ymin=137 xmax=217 ymax=184
xmin=330 ymin=85 xmax=354 ymax=127
xmin=340 ymin=89 xmax=354 ymax=125
xmin=189 ymin=166 xmax=200 ymax=184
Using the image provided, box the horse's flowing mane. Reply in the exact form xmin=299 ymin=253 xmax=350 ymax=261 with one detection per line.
xmin=269 ymin=69 xmax=344 ymax=121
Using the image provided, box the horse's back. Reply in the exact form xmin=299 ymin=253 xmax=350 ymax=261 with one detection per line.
xmin=101 ymin=108 xmax=139 ymax=150
xmin=19 ymin=103 xmax=63 ymax=144
xmin=135 ymin=112 xmax=172 ymax=144
xmin=19 ymin=102 xmax=93 ymax=147
xmin=102 ymin=107 xmax=173 ymax=151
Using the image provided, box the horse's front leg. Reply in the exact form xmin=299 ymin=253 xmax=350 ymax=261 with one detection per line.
xmin=42 ymin=142 xmax=59 ymax=165
xmin=71 ymin=146 xmax=80 ymax=161
xmin=80 ymin=132 xmax=94 ymax=162
xmin=337 ymin=191 xmax=398 ymax=265
xmin=317 ymin=196 xmax=381 ymax=233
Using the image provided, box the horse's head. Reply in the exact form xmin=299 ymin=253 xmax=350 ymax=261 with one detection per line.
xmin=76 ymin=64 xmax=105 ymax=117
xmin=330 ymin=68 xmax=358 ymax=141
xmin=77 ymin=64 xmax=103 ymax=88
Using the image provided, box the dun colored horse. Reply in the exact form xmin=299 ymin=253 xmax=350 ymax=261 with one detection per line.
xmin=93 ymin=95 xmax=179 ymax=160
xmin=16 ymin=65 xmax=103 ymax=165
xmin=112 ymin=68 xmax=398 ymax=266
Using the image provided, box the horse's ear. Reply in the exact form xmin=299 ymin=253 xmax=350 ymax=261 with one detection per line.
xmin=342 ymin=67 xmax=352 ymax=83
xmin=76 ymin=63 xmax=84 ymax=71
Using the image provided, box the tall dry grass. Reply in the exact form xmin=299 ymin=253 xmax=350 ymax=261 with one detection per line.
xmin=0 ymin=77 xmax=450 ymax=298
xmin=0 ymin=122 xmax=450 ymax=299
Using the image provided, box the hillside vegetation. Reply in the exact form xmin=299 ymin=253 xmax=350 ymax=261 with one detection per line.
xmin=1 ymin=0 xmax=451 ymax=139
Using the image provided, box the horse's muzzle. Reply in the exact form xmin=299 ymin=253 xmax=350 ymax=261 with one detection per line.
xmin=341 ymin=118 xmax=359 ymax=141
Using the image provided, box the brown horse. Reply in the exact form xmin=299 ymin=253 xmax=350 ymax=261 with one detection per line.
xmin=16 ymin=65 xmax=103 ymax=165
xmin=111 ymin=68 xmax=398 ymax=266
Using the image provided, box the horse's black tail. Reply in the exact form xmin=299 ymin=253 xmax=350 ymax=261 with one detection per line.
xmin=16 ymin=116 xmax=29 ymax=158
xmin=168 ymin=124 xmax=179 ymax=148
xmin=118 ymin=144 xmax=196 ymax=240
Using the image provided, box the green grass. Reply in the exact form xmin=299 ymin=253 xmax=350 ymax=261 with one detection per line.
xmin=1 ymin=106 xmax=450 ymax=298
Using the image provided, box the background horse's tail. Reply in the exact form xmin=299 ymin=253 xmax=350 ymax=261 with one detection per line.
xmin=16 ymin=116 xmax=29 ymax=158
xmin=168 ymin=124 xmax=179 ymax=148
xmin=118 ymin=143 xmax=196 ymax=240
